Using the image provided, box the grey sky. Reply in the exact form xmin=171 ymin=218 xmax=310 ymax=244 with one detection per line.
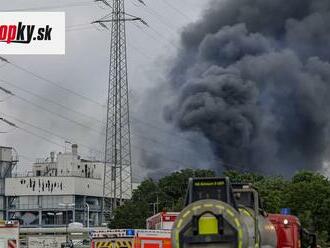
xmin=0 ymin=0 xmax=210 ymax=181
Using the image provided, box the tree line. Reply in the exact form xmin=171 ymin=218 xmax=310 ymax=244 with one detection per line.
xmin=110 ymin=169 xmax=330 ymax=246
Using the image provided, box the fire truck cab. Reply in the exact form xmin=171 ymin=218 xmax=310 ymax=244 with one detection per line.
xmin=146 ymin=212 xmax=179 ymax=230
xmin=268 ymin=214 xmax=301 ymax=248
xmin=267 ymin=214 xmax=317 ymax=248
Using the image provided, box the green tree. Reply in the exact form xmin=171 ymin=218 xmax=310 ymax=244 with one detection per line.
xmin=109 ymin=201 xmax=149 ymax=229
xmin=255 ymin=177 xmax=289 ymax=213
xmin=224 ymin=170 xmax=265 ymax=183
xmin=224 ymin=170 xmax=289 ymax=213
xmin=109 ymin=169 xmax=215 ymax=228
xmin=284 ymin=171 xmax=330 ymax=246
xmin=109 ymin=169 xmax=330 ymax=245
xmin=158 ymin=169 xmax=215 ymax=211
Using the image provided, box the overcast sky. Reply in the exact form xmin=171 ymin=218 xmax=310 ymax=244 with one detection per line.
xmin=0 ymin=0 xmax=210 ymax=181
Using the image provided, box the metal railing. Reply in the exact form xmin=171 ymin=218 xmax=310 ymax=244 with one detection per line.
xmin=74 ymin=204 xmax=101 ymax=211
xmin=8 ymin=204 xmax=39 ymax=210
xmin=8 ymin=204 xmax=102 ymax=211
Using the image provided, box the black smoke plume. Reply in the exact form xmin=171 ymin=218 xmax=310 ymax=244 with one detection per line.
xmin=165 ymin=0 xmax=330 ymax=174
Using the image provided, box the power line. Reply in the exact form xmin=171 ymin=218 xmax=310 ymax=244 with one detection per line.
xmin=131 ymin=22 xmax=161 ymax=45
xmin=1 ymin=82 xmax=198 ymax=158
xmin=131 ymin=21 xmax=179 ymax=50
xmin=1 ymin=112 xmax=201 ymax=179
xmin=65 ymin=23 xmax=156 ymax=61
xmin=148 ymin=25 xmax=179 ymax=49
xmin=2 ymin=73 xmax=209 ymax=152
xmin=127 ymin=39 xmax=154 ymax=60
xmin=1 ymin=109 xmax=208 ymax=174
xmin=19 ymin=126 xmax=65 ymax=148
xmin=1 ymin=56 xmax=183 ymax=144
xmin=0 ymin=112 xmax=102 ymax=155
xmin=2 ymin=80 xmax=196 ymax=157
xmin=1 ymin=92 xmax=198 ymax=171
xmin=3 ymin=97 xmax=204 ymax=167
xmin=0 ymin=79 xmax=104 ymax=125
xmin=7 ymin=89 xmax=104 ymax=135
xmin=1 ymin=61 xmax=213 ymax=153
xmin=2 ymin=110 xmax=251 ymax=174
xmin=0 ymin=117 xmax=64 ymax=148
xmin=0 ymin=57 xmax=240 ymax=161
xmin=140 ymin=4 xmax=178 ymax=35
xmin=131 ymin=117 xmax=197 ymax=144
xmin=161 ymin=0 xmax=193 ymax=22
xmin=0 ymin=57 xmax=105 ymax=107
xmin=2 ymin=117 xmax=98 ymax=160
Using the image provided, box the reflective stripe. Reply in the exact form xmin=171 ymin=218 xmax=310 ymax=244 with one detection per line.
xmin=8 ymin=240 xmax=17 ymax=248
xmin=182 ymin=210 xmax=191 ymax=218
xmin=95 ymin=240 xmax=132 ymax=248
xmin=177 ymin=219 xmax=183 ymax=228
xmin=192 ymin=206 xmax=201 ymax=211
xmin=235 ymin=218 xmax=241 ymax=228
xmin=175 ymin=231 xmax=180 ymax=248
xmin=239 ymin=208 xmax=252 ymax=217
xmin=226 ymin=209 xmax=235 ymax=217
xmin=216 ymin=205 xmax=225 ymax=211
xmin=96 ymin=242 xmax=112 ymax=248
xmin=115 ymin=240 xmax=132 ymax=248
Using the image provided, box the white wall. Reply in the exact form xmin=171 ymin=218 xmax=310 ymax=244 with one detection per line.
xmin=56 ymin=153 xmax=79 ymax=176
xmin=5 ymin=176 xmax=104 ymax=197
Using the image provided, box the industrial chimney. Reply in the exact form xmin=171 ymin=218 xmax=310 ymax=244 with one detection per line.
xmin=50 ymin=152 xmax=55 ymax=162
xmin=72 ymin=144 xmax=78 ymax=156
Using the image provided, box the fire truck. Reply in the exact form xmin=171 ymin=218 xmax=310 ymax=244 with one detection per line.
xmin=146 ymin=212 xmax=179 ymax=230
xmin=90 ymin=229 xmax=171 ymax=248
xmin=171 ymin=177 xmax=317 ymax=248
xmin=91 ymin=177 xmax=317 ymax=248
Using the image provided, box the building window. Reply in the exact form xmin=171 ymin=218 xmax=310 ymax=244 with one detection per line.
xmin=41 ymin=196 xmax=74 ymax=209
xmin=19 ymin=196 xmax=38 ymax=209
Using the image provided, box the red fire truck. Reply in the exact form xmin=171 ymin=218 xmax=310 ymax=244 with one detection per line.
xmin=146 ymin=212 xmax=179 ymax=230
xmin=268 ymin=214 xmax=317 ymax=248
xmin=170 ymin=177 xmax=317 ymax=248
xmin=90 ymin=229 xmax=171 ymax=248
xmin=92 ymin=178 xmax=317 ymax=248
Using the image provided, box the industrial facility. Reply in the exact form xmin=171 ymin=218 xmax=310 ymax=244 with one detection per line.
xmin=0 ymin=0 xmax=329 ymax=246
xmin=0 ymin=144 xmax=133 ymax=228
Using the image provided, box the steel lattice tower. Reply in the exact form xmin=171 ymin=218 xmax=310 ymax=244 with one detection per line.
xmin=99 ymin=0 xmax=132 ymax=220
xmin=93 ymin=0 xmax=146 ymax=222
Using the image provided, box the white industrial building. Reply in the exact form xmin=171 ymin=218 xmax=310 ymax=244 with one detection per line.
xmin=0 ymin=144 xmax=133 ymax=228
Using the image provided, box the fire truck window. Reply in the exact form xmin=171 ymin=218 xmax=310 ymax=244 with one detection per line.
xmin=235 ymin=192 xmax=254 ymax=208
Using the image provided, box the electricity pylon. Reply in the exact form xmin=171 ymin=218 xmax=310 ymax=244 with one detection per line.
xmin=93 ymin=0 xmax=147 ymax=221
